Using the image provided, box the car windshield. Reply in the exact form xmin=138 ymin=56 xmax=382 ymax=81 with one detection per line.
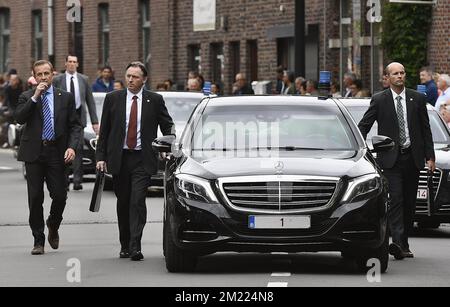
xmin=346 ymin=105 xmax=450 ymax=145
xmin=164 ymin=96 xmax=202 ymax=123
xmin=191 ymin=104 xmax=357 ymax=154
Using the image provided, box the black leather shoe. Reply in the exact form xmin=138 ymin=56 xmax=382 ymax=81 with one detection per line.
xmin=389 ymin=243 xmax=405 ymax=260
xmin=31 ymin=246 xmax=45 ymax=255
xmin=73 ymin=183 xmax=83 ymax=191
xmin=130 ymin=251 xmax=144 ymax=261
xmin=120 ymin=250 xmax=130 ymax=259
xmin=46 ymin=221 xmax=59 ymax=250
xmin=404 ymin=249 xmax=414 ymax=258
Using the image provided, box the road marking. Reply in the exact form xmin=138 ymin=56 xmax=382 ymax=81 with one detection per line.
xmin=271 ymin=272 xmax=291 ymax=277
xmin=267 ymin=282 xmax=288 ymax=287
xmin=0 ymin=167 xmax=14 ymax=171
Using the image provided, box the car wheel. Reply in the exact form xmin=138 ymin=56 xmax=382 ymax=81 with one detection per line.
xmin=355 ymin=230 xmax=389 ymax=274
xmin=163 ymin=218 xmax=198 ymax=273
xmin=417 ymin=221 xmax=440 ymax=229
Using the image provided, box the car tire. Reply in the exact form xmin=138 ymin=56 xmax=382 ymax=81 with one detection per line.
xmin=417 ymin=221 xmax=440 ymax=229
xmin=355 ymin=230 xmax=389 ymax=274
xmin=164 ymin=219 xmax=198 ymax=273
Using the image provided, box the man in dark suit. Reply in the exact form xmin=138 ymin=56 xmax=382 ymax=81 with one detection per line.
xmin=358 ymin=62 xmax=435 ymax=260
xmin=14 ymin=60 xmax=82 ymax=255
xmin=53 ymin=55 xmax=99 ymax=191
xmin=96 ymin=62 xmax=174 ymax=261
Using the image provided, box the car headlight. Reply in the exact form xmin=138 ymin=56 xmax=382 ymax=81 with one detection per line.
xmin=341 ymin=174 xmax=381 ymax=203
xmin=175 ymin=174 xmax=219 ymax=203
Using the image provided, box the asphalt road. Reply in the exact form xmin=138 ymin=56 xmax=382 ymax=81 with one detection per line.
xmin=1 ymin=149 xmax=450 ymax=287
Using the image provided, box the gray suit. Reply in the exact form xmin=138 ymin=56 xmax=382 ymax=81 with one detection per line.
xmin=53 ymin=73 xmax=98 ymax=127
xmin=53 ymin=72 xmax=99 ymax=187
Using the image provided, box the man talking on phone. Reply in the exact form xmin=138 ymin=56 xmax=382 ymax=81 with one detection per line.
xmin=14 ymin=60 xmax=82 ymax=255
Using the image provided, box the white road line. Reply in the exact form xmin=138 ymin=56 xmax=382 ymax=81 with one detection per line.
xmin=0 ymin=167 xmax=14 ymax=170
xmin=271 ymin=273 xmax=291 ymax=277
xmin=267 ymin=282 xmax=288 ymax=287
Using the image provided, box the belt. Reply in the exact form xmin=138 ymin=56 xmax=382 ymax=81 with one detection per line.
xmin=123 ymin=149 xmax=142 ymax=154
xmin=42 ymin=140 xmax=57 ymax=146
xmin=399 ymin=146 xmax=411 ymax=155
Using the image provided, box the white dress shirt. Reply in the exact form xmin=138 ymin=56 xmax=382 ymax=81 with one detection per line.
xmin=124 ymin=88 xmax=143 ymax=150
xmin=391 ymin=88 xmax=411 ymax=148
xmin=65 ymin=72 xmax=81 ymax=109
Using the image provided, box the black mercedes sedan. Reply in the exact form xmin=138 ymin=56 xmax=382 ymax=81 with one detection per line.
xmin=153 ymin=96 xmax=392 ymax=273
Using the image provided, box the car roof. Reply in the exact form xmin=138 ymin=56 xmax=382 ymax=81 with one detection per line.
xmin=206 ymin=95 xmax=338 ymax=107
xmin=156 ymin=91 xmax=205 ymax=99
xmin=338 ymin=97 xmax=436 ymax=111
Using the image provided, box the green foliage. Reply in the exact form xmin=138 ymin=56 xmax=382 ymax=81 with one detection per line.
xmin=381 ymin=3 xmax=433 ymax=88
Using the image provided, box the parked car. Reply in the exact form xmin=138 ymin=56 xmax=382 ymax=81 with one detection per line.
xmin=341 ymin=98 xmax=450 ymax=229
xmin=153 ymin=95 xmax=391 ymax=273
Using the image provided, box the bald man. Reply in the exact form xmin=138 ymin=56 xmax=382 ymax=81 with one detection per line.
xmin=358 ymin=62 xmax=435 ymax=260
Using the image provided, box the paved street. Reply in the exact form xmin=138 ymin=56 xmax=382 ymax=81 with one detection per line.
xmin=1 ymin=149 xmax=450 ymax=287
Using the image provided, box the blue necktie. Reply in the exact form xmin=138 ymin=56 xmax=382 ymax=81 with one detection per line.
xmin=42 ymin=92 xmax=55 ymax=140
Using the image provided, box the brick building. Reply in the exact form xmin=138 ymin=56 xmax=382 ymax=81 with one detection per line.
xmin=0 ymin=0 xmax=448 ymax=94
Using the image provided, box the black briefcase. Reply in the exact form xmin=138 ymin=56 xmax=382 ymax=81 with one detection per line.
xmin=89 ymin=170 xmax=105 ymax=212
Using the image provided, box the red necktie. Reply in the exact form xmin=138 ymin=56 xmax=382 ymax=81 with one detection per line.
xmin=127 ymin=96 xmax=138 ymax=149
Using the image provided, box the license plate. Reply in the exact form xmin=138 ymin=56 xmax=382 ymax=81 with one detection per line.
xmin=249 ymin=216 xmax=311 ymax=229
xmin=417 ymin=188 xmax=428 ymax=200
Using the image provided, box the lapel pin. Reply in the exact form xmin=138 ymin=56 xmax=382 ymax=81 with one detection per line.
xmin=58 ymin=92 xmax=62 ymax=96
xmin=147 ymin=99 xmax=150 ymax=103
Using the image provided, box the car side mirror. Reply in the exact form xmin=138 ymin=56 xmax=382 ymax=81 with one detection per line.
xmin=152 ymin=135 xmax=176 ymax=153
xmin=371 ymin=135 xmax=395 ymax=153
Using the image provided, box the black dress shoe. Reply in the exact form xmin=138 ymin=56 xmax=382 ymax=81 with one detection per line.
xmin=73 ymin=183 xmax=83 ymax=191
xmin=389 ymin=243 xmax=405 ymax=260
xmin=46 ymin=221 xmax=59 ymax=250
xmin=404 ymin=249 xmax=414 ymax=258
xmin=31 ymin=246 xmax=45 ymax=255
xmin=130 ymin=251 xmax=144 ymax=261
xmin=119 ymin=250 xmax=130 ymax=259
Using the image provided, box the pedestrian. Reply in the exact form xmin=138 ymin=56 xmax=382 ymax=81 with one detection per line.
xmin=275 ymin=66 xmax=284 ymax=94
xmin=187 ymin=78 xmax=202 ymax=92
xmin=96 ymin=61 xmax=175 ymax=261
xmin=92 ymin=66 xmax=115 ymax=93
xmin=234 ymin=73 xmax=254 ymax=95
xmin=435 ymin=74 xmax=450 ymax=111
xmin=331 ymin=82 xmax=341 ymax=98
xmin=343 ymin=72 xmax=356 ymax=97
xmin=295 ymin=77 xmax=306 ymax=95
xmin=358 ymin=62 xmax=435 ymax=260
xmin=439 ymin=102 xmax=450 ymax=128
xmin=4 ymin=74 xmax=24 ymax=114
xmin=53 ymin=55 xmax=99 ymax=191
xmin=419 ymin=67 xmax=438 ymax=106
xmin=14 ymin=60 xmax=82 ymax=255
xmin=156 ymin=83 xmax=169 ymax=91
xmin=211 ymin=82 xmax=221 ymax=95
xmin=281 ymin=71 xmax=296 ymax=95
xmin=114 ymin=80 xmax=125 ymax=91
xmin=306 ymin=79 xmax=319 ymax=96
xmin=164 ymin=79 xmax=174 ymax=91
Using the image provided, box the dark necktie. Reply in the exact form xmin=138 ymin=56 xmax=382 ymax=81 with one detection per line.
xmin=396 ymin=96 xmax=407 ymax=147
xmin=70 ymin=76 xmax=75 ymax=95
xmin=42 ymin=92 xmax=55 ymax=140
xmin=127 ymin=96 xmax=138 ymax=149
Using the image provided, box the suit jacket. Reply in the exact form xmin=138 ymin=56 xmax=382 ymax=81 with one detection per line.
xmin=53 ymin=73 xmax=98 ymax=127
xmin=14 ymin=88 xmax=82 ymax=163
xmin=358 ymin=88 xmax=435 ymax=169
xmin=96 ymin=89 xmax=175 ymax=176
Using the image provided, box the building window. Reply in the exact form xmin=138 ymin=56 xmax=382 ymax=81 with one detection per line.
xmin=211 ymin=43 xmax=224 ymax=85
xmin=188 ymin=45 xmax=201 ymax=73
xmin=140 ymin=0 xmax=151 ymax=65
xmin=69 ymin=7 xmax=84 ymax=73
xmin=247 ymin=40 xmax=258 ymax=82
xmin=277 ymin=37 xmax=295 ymax=73
xmin=0 ymin=8 xmax=10 ymax=73
xmin=32 ymin=10 xmax=43 ymax=61
xmin=99 ymin=4 xmax=110 ymax=66
xmin=229 ymin=41 xmax=240 ymax=85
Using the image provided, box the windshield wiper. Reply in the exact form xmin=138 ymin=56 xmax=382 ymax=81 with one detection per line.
xmin=251 ymin=146 xmax=325 ymax=151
